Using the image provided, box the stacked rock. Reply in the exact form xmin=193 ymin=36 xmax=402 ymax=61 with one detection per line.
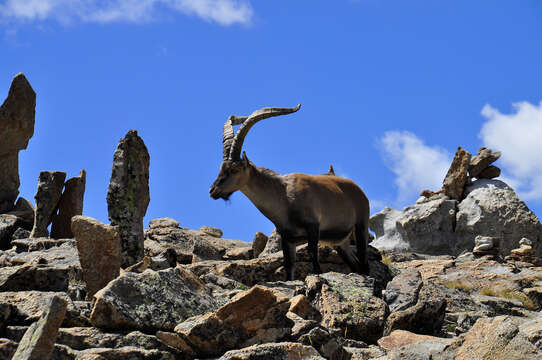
xmin=468 ymin=147 xmax=501 ymax=180
xmin=507 ymin=238 xmax=537 ymax=264
xmin=420 ymin=146 xmax=502 ymax=202
xmin=472 ymin=235 xmax=499 ymax=256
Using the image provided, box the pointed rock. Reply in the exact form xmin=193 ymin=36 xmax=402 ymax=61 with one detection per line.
xmin=107 ymin=130 xmax=150 ymax=267
xmin=30 ymin=171 xmax=66 ymax=238
xmin=442 ymin=146 xmax=471 ymax=200
xmin=0 ymin=73 xmax=36 ymax=213
xmin=51 ymin=170 xmax=86 ymax=239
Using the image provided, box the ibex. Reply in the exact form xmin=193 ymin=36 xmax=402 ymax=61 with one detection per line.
xmin=209 ymin=105 xmax=370 ymax=280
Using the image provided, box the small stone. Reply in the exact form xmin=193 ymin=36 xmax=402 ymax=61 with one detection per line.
xmin=11 ymin=295 xmax=67 ymax=360
xmin=511 ymin=244 xmax=532 ymax=256
xmin=200 ymin=225 xmax=223 ymax=238
xmin=51 ymin=169 xmax=86 ymax=239
xmin=519 ymin=238 xmax=532 ymax=246
xmin=469 ymin=147 xmax=501 ymax=178
xmin=30 ymin=171 xmax=66 ymax=238
xmin=442 ymin=146 xmax=471 ymax=200
xmin=107 ymin=129 xmax=150 ymax=268
xmin=155 ymin=331 xmax=196 ymax=356
xmin=473 ymin=235 xmax=498 ymax=255
xmin=377 ymin=329 xmax=446 ymax=351
xmin=258 ymin=229 xmax=282 ymax=257
xmin=71 ymin=216 xmax=121 ymax=300
xmin=148 ymin=217 xmax=179 ymax=229
xmin=476 ymin=165 xmax=501 ymax=179
xmin=252 ymin=232 xmax=268 ymax=258
xmin=224 ymin=247 xmax=253 ymax=260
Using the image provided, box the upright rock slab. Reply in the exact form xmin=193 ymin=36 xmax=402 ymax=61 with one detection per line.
xmin=107 ymin=130 xmax=150 ymax=267
xmin=0 ymin=73 xmax=36 ymax=213
xmin=442 ymin=146 xmax=471 ymax=200
xmin=30 ymin=171 xmax=66 ymax=238
xmin=11 ymin=295 xmax=67 ymax=360
xmin=51 ymin=170 xmax=86 ymax=239
xmin=71 ymin=216 xmax=121 ymax=300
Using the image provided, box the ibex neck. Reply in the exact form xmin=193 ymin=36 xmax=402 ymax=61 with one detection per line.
xmin=240 ymin=165 xmax=288 ymax=227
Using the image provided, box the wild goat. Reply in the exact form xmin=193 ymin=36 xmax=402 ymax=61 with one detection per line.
xmin=209 ymin=105 xmax=370 ymax=280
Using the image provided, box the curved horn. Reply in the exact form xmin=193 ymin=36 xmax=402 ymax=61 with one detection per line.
xmin=229 ymin=104 xmax=301 ymax=161
xmin=222 ymin=115 xmax=248 ymax=161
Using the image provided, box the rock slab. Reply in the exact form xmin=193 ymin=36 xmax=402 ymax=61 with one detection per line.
xmin=442 ymin=146 xmax=471 ymax=200
xmin=11 ymin=295 xmax=67 ymax=360
xmin=72 ymin=215 xmax=121 ymax=300
xmin=107 ymin=130 xmax=150 ymax=267
xmin=91 ymin=266 xmax=218 ymax=332
xmin=51 ymin=169 xmax=86 ymax=239
xmin=0 ymin=73 xmax=36 ymax=213
xmin=30 ymin=171 xmax=66 ymax=238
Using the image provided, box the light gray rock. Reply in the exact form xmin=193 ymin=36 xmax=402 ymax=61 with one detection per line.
xmin=51 ymin=170 xmax=86 ymax=239
xmin=385 ymin=269 xmax=423 ymax=313
xmin=30 ymin=171 xmax=67 ymax=238
xmin=12 ymin=295 xmax=67 ymax=360
xmin=472 ymin=235 xmax=498 ymax=255
xmin=258 ymin=229 xmax=282 ymax=257
xmin=0 ymin=73 xmax=36 ymax=213
xmin=456 ymin=179 xmax=542 ymax=257
xmin=369 ymin=207 xmax=408 ymax=252
xmin=90 ymin=266 xmax=219 ymax=332
xmin=107 ymin=129 xmax=150 ymax=267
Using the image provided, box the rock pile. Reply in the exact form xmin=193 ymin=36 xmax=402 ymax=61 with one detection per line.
xmin=371 ymin=146 xmax=542 ymax=259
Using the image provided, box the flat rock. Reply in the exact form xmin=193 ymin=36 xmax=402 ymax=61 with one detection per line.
xmin=200 ymin=225 xmax=223 ymax=238
xmin=377 ymin=329 xmax=449 ymax=351
xmin=445 ymin=315 xmax=542 ymax=360
xmin=175 ymin=285 xmax=293 ymax=357
xmin=469 ymin=147 xmax=501 ymax=178
xmin=384 ymin=285 xmax=446 ymax=336
xmin=305 ymin=272 xmax=387 ymax=344
xmin=476 ymin=165 xmax=501 ymax=179
xmin=384 ymin=269 xmax=422 ymax=313
xmin=0 ymin=263 xmax=70 ymax=292
xmin=0 ymin=291 xmax=89 ymax=327
xmin=218 ymin=342 xmax=325 ymax=360
xmin=76 ymin=346 xmax=175 ymax=360
xmin=12 ymin=295 xmax=67 ymax=360
xmin=90 ymin=266 xmax=219 ymax=332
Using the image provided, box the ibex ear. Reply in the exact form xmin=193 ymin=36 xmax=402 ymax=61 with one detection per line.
xmin=242 ymin=151 xmax=250 ymax=166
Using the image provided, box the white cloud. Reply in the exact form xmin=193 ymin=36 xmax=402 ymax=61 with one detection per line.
xmin=480 ymin=100 xmax=542 ymax=200
xmin=378 ymin=131 xmax=451 ymax=204
xmin=0 ymin=0 xmax=253 ymax=26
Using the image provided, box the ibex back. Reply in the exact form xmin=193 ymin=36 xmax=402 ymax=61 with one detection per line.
xmin=210 ymin=105 xmax=370 ymax=280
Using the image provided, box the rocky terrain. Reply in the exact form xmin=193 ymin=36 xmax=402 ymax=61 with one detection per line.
xmin=0 ymin=73 xmax=541 ymax=359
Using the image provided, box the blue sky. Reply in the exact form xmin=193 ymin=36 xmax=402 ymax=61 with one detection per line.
xmin=1 ymin=1 xmax=542 ymax=242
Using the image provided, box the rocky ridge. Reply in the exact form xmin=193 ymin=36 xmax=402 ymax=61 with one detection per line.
xmin=0 ymin=73 xmax=540 ymax=359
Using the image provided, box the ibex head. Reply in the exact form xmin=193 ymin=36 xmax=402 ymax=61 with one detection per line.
xmin=209 ymin=104 xmax=301 ymax=200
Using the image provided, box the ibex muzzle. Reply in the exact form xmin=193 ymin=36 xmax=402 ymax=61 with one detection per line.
xmin=210 ymin=104 xmax=370 ymax=280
